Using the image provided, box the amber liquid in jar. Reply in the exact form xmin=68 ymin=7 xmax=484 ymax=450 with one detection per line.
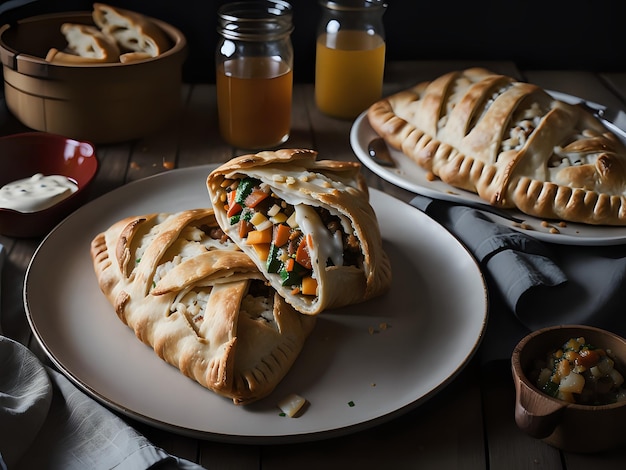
xmin=217 ymin=57 xmax=293 ymax=149
xmin=315 ymin=30 xmax=385 ymax=119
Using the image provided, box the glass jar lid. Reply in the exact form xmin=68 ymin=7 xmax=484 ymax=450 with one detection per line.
xmin=320 ymin=0 xmax=387 ymax=12
xmin=218 ymin=0 xmax=294 ymax=41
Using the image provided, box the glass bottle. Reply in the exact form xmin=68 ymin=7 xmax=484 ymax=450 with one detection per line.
xmin=216 ymin=1 xmax=294 ymax=149
xmin=315 ymin=0 xmax=387 ymax=120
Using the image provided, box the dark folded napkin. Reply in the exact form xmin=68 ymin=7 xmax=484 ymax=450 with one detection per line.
xmin=0 ymin=336 xmax=206 ymax=470
xmin=410 ymin=195 xmax=626 ymax=361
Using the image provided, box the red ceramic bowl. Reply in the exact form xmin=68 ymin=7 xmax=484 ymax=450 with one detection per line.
xmin=0 ymin=132 xmax=98 ymax=237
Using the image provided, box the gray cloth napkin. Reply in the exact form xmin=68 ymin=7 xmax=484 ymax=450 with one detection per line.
xmin=0 ymin=336 xmax=206 ymax=470
xmin=410 ymin=195 xmax=626 ymax=360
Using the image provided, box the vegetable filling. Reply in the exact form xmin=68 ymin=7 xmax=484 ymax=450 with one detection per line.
xmin=222 ymin=176 xmax=362 ymax=296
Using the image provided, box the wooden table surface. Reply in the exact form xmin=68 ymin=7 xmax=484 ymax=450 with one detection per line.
xmin=2 ymin=60 xmax=626 ymax=469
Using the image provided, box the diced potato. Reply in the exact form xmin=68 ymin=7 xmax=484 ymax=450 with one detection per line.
xmin=559 ymin=372 xmax=585 ymax=394
xmin=610 ymin=368 xmax=624 ymax=388
xmin=270 ymin=212 xmax=288 ymax=224
xmin=597 ymin=356 xmax=615 ymax=376
xmin=250 ymin=212 xmax=268 ymax=227
xmin=286 ymin=211 xmax=298 ymax=228
xmin=267 ymin=204 xmax=281 ymax=217
xmin=255 ymin=219 xmax=273 ymax=232
xmin=277 ymin=393 xmax=306 ymax=417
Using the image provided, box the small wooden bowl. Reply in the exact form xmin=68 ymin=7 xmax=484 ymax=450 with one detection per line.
xmin=0 ymin=10 xmax=187 ymax=143
xmin=511 ymin=324 xmax=626 ymax=453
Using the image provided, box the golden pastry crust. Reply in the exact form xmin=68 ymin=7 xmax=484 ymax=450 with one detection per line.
xmin=206 ymin=148 xmax=392 ymax=315
xmin=367 ymin=67 xmax=626 ymax=225
xmin=46 ymin=23 xmax=120 ymax=64
xmin=90 ymin=208 xmax=315 ymax=405
xmin=93 ymin=3 xmax=170 ymax=58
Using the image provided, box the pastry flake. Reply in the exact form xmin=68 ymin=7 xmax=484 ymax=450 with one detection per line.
xmin=90 ymin=208 xmax=315 ymax=405
xmin=367 ymin=67 xmax=626 ymax=225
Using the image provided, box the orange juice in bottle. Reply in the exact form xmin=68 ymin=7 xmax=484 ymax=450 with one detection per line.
xmin=216 ymin=1 xmax=294 ymax=149
xmin=315 ymin=1 xmax=387 ymax=120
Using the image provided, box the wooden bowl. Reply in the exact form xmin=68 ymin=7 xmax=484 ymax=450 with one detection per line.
xmin=0 ymin=132 xmax=98 ymax=238
xmin=511 ymin=324 xmax=626 ymax=453
xmin=0 ymin=10 xmax=187 ymax=143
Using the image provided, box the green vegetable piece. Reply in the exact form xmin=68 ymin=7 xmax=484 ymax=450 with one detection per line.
xmin=266 ymin=244 xmax=282 ymax=274
xmin=280 ymin=268 xmax=303 ymax=287
xmin=542 ymin=380 xmax=559 ymax=397
xmin=235 ymin=177 xmax=261 ymax=205
xmin=279 ymin=260 xmax=309 ymax=287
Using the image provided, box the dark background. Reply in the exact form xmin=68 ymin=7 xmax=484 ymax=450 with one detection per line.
xmin=1 ymin=0 xmax=624 ymax=83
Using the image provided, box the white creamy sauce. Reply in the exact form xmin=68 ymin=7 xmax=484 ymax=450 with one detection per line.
xmin=295 ymin=204 xmax=344 ymax=270
xmin=0 ymin=173 xmax=78 ymax=212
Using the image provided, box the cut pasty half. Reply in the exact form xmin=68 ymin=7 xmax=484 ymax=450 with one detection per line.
xmin=90 ymin=208 xmax=315 ymax=405
xmin=367 ymin=67 xmax=626 ymax=225
xmin=206 ymin=148 xmax=392 ymax=316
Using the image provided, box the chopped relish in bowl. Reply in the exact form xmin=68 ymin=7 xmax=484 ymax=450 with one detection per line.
xmin=531 ymin=336 xmax=626 ymax=405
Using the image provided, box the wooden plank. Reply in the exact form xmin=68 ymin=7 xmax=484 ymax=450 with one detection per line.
xmin=523 ymin=70 xmax=624 ymax=109
xmin=178 ymin=84 xmax=234 ymax=167
xmin=263 ymin=360 xmax=486 ymax=470
xmin=601 ymin=72 xmax=626 ymax=106
xmin=482 ymin=361 xmax=563 ymax=469
xmin=198 ymin=441 xmax=261 ymax=470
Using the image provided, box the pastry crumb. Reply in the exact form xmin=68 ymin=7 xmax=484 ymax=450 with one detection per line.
xmin=277 ymin=393 xmax=307 ymax=417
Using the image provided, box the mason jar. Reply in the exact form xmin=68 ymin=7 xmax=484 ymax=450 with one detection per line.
xmin=315 ymin=0 xmax=387 ymax=120
xmin=216 ymin=1 xmax=294 ymax=149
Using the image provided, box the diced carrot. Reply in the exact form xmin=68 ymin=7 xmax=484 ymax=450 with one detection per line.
xmin=273 ymin=224 xmax=291 ymax=247
xmin=301 ymin=276 xmax=318 ymax=296
xmin=296 ymin=237 xmax=312 ymax=270
xmin=227 ymin=190 xmax=242 ymax=217
xmin=245 ymin=189 xmax=269 ymax=208
xmin=238 ymin=219 xmax=253 ymax=238
xmin=253 ymin=243 xmax=271 ymax=261
xmin=284 ymin=257 xmax=295 ymax=272
xmin=246 ymin=227 xmax=272 ymax=245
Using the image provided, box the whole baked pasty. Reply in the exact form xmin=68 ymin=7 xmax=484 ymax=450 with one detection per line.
xmin=367 ymin=67 xmax=626 ymax=225
xmin=206 ymin=148 xmax=392 ymax=316
xmin=90 ymin=208 xmax=315 ymax=405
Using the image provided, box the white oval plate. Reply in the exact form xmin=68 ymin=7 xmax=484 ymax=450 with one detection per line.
xmin=24 ymin=165 xmax=487 ymax=444
xmin=351 ymin=92 xmax=626 ymax=246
